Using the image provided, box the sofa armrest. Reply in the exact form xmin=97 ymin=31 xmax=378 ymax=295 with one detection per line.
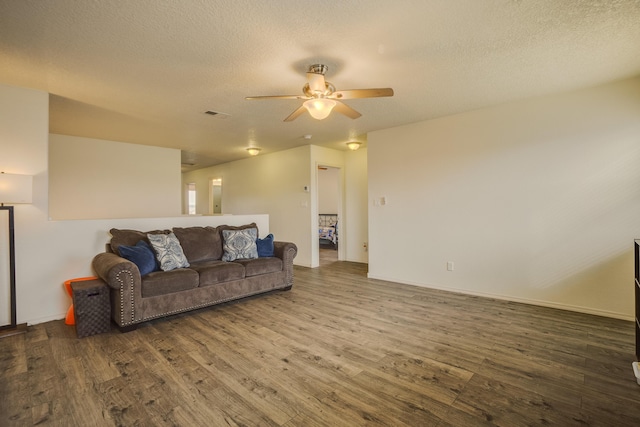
xmin=273 ymin=241 xmax=297 ymax=287
xmin=92 ymin=252 xmax=143 ymax=327
xmin=273 ymin=241 xmax=297 ymax=261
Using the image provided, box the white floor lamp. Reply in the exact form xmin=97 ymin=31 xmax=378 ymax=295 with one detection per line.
xmin=0 ymin=172 xmax=32 ymax=338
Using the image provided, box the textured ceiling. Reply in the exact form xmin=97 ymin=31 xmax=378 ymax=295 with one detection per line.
xmin=1 ymin=0 xmax=639 ymax=170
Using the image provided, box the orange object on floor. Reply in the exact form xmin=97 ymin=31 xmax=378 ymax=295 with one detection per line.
xmin=64 ymin=276 xmax=99 ymax=325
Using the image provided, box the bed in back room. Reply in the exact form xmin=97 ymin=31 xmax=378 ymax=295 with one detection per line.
xmin=319 ymin=213 xmax=338 ymax=250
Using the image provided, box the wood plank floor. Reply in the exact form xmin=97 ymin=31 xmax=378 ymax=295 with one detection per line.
xmin=319 ymin=248 xmax=338 ymax=266
xmin=1 ymin=261 xmax=639 ymax=426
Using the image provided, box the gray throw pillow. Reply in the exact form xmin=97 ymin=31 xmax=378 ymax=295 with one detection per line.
xmin=222 ymin=228 xmax=258 ymax=261
xmin=148 ymin=232 xmax=190 ymax=271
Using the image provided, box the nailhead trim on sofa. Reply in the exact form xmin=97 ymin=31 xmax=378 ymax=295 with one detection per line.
xmin=115 ymin=269 xmax=135 ymax=325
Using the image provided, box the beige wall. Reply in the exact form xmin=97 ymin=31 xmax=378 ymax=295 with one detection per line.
xmin=49 ymin=134 xmax=181 ymax=219
xmin=10 ymin=74 xmax=634 ymax=323
xmin=368 ymin=77 xmax=640 ymax=320
xmin=0 ymin=84 xmax=48 ymax=326
xmin=345 ymin=148 xmax=368 ymax=264
xmin=0 ymin=83 xmax=270 ymax=325
xmin=183 ymin=146 xmax=314 ymax=266
xmin=182 ymin=144 xmax=371 ymax=267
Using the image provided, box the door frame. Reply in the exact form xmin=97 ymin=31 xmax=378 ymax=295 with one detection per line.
xmin=313 ymin=163 xmax=345 ymax=266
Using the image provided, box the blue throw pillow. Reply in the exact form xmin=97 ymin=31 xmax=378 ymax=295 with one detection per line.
xmin=118 ymin=240 xmax=159 ymax=276
xmin=256 ymin=233 xmax=275 ymax=257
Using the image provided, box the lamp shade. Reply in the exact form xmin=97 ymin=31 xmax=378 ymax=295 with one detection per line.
xmin=303 ymin=98 xmax=336 ymax=120
xmin=0 ymin=173 xmax=32 ymax=204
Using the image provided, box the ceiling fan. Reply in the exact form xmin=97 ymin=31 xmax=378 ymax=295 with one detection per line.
xmin=245 ymin=64 xmax=394 ymax=121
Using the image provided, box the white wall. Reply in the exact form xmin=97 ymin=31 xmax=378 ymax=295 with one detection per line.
xmin=49 ymin=134 xmax=181 ymax=219
xmin=368 ymin=77 xmax=640 ymax=320
xmin=182 ymin=146 xmax=313 ymax=266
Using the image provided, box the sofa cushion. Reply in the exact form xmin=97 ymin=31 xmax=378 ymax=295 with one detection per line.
xmin=117 ymin=240 xmax=159 ymax=276
xmin=141 ymin=268 xmax=199 ymax=298
xmin=256 ymin=233 xmax=275 ymax=257
xmin=110 ymin=228 xmax=170 ymax=255
xmin=233 ymin=257 xmax=283 ymax=277
xmin=190 ymin=260 xmax=246 ymax=286
xmin=222 ymin=228 xmax=258 ymax=261
xmin=148 ymin=232 xmax=190 ymax=271
xmin=173 ymin=226 xmax=223 ymax=263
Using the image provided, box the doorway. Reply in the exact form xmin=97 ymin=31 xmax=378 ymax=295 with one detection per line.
xmin=209 ymin=178 xmax=222 ymax=214
xmin=317 ymin=165 xmax=343 ymax=267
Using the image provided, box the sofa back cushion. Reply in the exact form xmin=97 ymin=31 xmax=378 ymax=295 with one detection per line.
xmin=110 ymin=228 xmax=170 ymax=256
xmin=218 ymin=222 xmax=258 ymax=233
xmin=173 ymin=226 xmax=223 ymax=263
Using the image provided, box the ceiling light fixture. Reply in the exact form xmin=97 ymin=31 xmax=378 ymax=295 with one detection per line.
xmin=303 ymin=98 xmax=336 ymax=120
xmin=346 ymin=141 xmax=362 ymax=151
xmin=246 ymin=147 xmax=261 ymax=156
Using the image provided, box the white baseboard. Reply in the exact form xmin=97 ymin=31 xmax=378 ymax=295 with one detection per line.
xmin=26 ymin=312 xmax=67 ymax=326
xmin=367 ymin=273 xmax=633 ymax=321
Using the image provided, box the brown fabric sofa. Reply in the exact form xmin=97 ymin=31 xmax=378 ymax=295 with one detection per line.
xmin=92 ymin=223 xmax=297 ymax=330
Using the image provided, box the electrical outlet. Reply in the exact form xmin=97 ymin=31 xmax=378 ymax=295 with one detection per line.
xmin=447 ymin=261 xmax=454 ymax=271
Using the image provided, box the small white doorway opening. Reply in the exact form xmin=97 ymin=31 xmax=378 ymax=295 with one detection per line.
xmin=317 ymin=165 xmax=344 ymax=267
xmin=209 ymin=178 xmax=222 ymax=214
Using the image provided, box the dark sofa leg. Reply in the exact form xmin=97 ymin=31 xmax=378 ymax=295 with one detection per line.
xmin=118 ymin=324 xmax=138 ymax=333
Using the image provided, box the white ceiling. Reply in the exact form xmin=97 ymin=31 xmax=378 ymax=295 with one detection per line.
xmin=1 ymin=0 xmax=639 ymax=170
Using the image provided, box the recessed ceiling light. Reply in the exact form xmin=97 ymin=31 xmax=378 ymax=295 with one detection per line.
xmin=346 ymin=141 xmax=362 ymax=151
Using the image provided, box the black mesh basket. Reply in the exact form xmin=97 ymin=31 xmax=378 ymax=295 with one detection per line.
xmin=72 ymin=279 xmax=111 ymax=338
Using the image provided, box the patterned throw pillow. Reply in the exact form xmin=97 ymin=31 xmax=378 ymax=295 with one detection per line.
xmin=222 ymin=228 xmax=258 ymax=261
xmin=147 ymin=232 xmax=190 ymax=271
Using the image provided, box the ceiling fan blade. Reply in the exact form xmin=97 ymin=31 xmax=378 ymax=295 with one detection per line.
xmin=307 ymin=72 xmax=326 ymax=94
xmin=246 ymin=95 xmax=306 ymax=100
xmin=333 ymin=101 xmax=362 ymax=119
xmin=331 ymin=88 xmax=394 ymax=99
xmin=283 ymin=105 xmax=307 ymax=122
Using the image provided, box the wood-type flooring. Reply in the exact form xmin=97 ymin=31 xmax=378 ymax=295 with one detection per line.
xmin=1 ymin=261 xmax=639 ymax=426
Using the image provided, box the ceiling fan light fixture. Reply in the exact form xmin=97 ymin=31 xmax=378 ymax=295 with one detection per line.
xmin=346 ymin=141 xmax=362 ymax=151
xmin=246 ymin=147 xmax=261 ymax=156
xmin=303 ymin=98 xmax=336 ymax=120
